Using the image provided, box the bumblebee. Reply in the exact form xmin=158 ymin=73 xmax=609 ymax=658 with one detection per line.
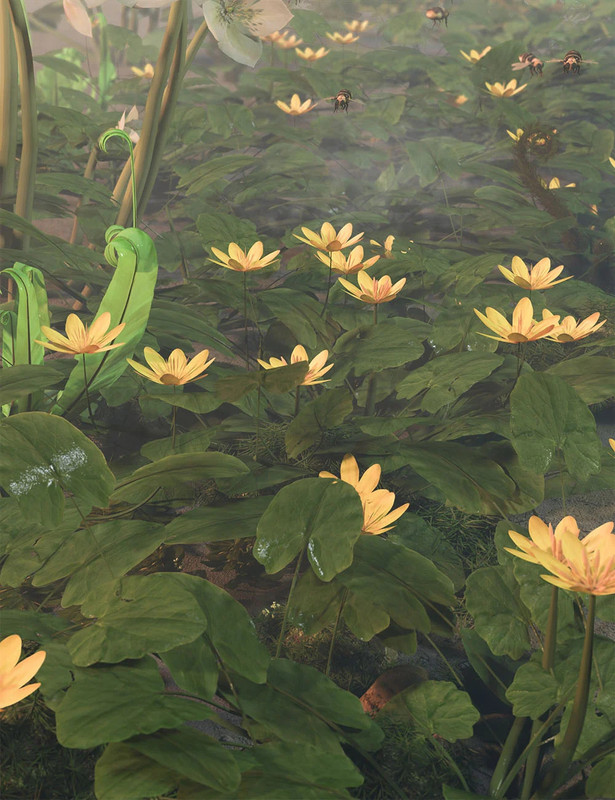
xmin=512 ymin=52 xmax=544 ymax=77
xmin=326 ymin=89 xmax=353 ymax=113
xmin=548 ymin=50 xmax=596 ymax=74
xmin=425 ymin=7 xmax=449 ymax=26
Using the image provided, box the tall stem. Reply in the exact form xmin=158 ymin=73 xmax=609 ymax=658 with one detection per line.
xmin=171 ymin=385 xmax=177 ymax=448
xmin=294 ymin=385 xmax=300 ymax=417
xmin=82 ymin=356 xmax=96 ymax=428
xmin=320 ymin=251 xmax=333 ymax=317
xmin=275 ymin=542 xmax=307 ymax=658
xmin=325 ymin=587 xmax=347 ymax=676
xmin=534 ymin=595 xmax=596 ymax=798
xmin=243 ymin=271 xmax=249 ymax=367
xmin=0 ymin=0 xmax=18 ymax=254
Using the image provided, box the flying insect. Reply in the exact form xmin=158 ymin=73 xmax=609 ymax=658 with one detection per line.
xmin=512 ymin=52 xmax=544 ymax=77
xmin=548 ymin=50 xmax=596 ymax=74
xmin=425 ymin=7 xmax=449 ymax=26
xmin=323 ymin=89 xmax=354 ymax=113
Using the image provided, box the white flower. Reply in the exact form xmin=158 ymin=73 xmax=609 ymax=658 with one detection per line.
xmin=117 ymin=106 xmax=140 ymax=144
xmin=201 ymin=0 xmax=293 ymax=67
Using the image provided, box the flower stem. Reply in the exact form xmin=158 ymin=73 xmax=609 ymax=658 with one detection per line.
xmin=275 ymin=542 xmax=307 ymax=659
xmin=534 ymin=594 xmax=596 ymax=798
xmin=490 ymin=716 xmax=527 ymax=797
xmin=321 ymin=251 xmax=333 ymax=317
xmin=82 ymin=356 xmax=96 ymax=428
xmin=172 ymin=385 xmax=177 ymax=449
xmin=294 ymin=385 xmax=300 ymax=417
xmin=243 ymin=271 xmax=249 ymax=367
xmin=325 ymin=587 xmax=348 ymax=676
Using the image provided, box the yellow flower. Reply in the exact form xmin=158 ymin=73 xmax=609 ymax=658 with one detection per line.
xmin=453 ymin=94 xmax=469 ymax=106
xmin=610 ymin=156 xmax=615 ymax=169
xmin=209 ymin=241 xmax=280 ymax=272
xmin=498 ymin=256 xmax=573 ymax=291
xmin=609 ymin=438 xmax=615 ymax=452
xmin=260 ymin=29 xmax=284 ymax=42
xmin=338 ymin=272 xmax=406 ymax=304
xmin=275 ymin=94 xmax=317 ymax=115
xmin=127 ymin=347 xmax=215 ymax=386
xmin=460 ymin=46 xmax=491 ymax=63
xmin=257 ymin=345 xmax=333 ymax=385
xmin=316 ymin=245 xmax=380 ymax=274
xmin=474 ymin=297 xmax=558 ymax=343
xmin=319 ymin=454 xmax=409 ymax=535
xmin=326 ymin=31 xmax=360 ymax=44
xmin=0 ymin=635 xmax=46 ymax=710
xmin=544 ymin=177 xmax=576 ymax=189
xmin=295 ymin=46 xmax=329 ymax=61
xmin=542 ymin=310 xmax=607 ymax=342
xmin=294 ymin=222 xmax=364 ymax=252
xmin=275 ymin=32 xmax=303 ymax=49
xmin=130 ymin=63 xmax=154 ymax=79
xmin=506 ymin=516 xmax=615 ymax=595
xmin=485 ymin=79 xmax=527 ymax=97
xmin=369 ymin=235 xmax=395 ymax=257
xmin=507 ymin=128 xmax=524 ymax=142
xmin=36 ymin=312 xmax=125 ymax=355
xmin=344 ymin=19 xmax=369 ymax=32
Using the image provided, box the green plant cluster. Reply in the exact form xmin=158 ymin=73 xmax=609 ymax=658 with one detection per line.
xmin=1 ymin=0 xmax=615 ymax=798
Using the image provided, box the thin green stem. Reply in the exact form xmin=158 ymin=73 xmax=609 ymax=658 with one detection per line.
xmin=82 ymin=356 xmax=96 ymax=428
xmin=432 ymin=735 xmax=470 ymax=791
xmin=275 ymin=543 xmax=307 ymax=658
xmin=423 ymin=633 xmax=463 ymax=686
xmin=490 ymin=716 xmax=527 ymax=797
xmin=373 ymin=303 xmax=378 ymax=326
xmin=172 ymin=385 xmax=177 ymax=448
xmin=243 ymin=271 xmax=249 ymax=367
xmin=320 ymin=251 xmax=333 ymax=317
xmin=294 ymin=385 xmax=300 ymax=417
xmin=325 ymin=587 xmax=348 ymax=676
xmin=534 ymin=595 xmax=596 ymax=798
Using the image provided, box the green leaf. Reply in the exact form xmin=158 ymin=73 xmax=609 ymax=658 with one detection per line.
xmin=216 ymin=463 xmax=310 ymax=496
xmin=95 ymin=743 xmax=179 ymax=800
xmin=55 ymin=658 xmax=213 ymax=748
xmin=67 ymin=574 xmax=207 ymax=666
xmin=546 ymin=356 xmax=615 ymax=405
xmin=460 ymin=628 xmax=517 ymax=704
xmin=465 ymin=566 xmax=531 ymax=659
xmin=145 ymin=390 xmax=222 ymax=415
xmin=510 ymin=373 xmax=602 ymax=480
xmin=0 ymin=412 xmax=114 ymax=525
xmin=285 ymin=389 xmax=353 ymax=458
xmin=147 ymin=300 xmax=236 ymax=360
xmin=140 ymin=430 xmax=212 ymax=461
xmin=505 ymin=659 xmax=560 ymax=719
xmin=396 ymin=352 xmax=503 ymax=412
xmin=161 ymin=637 xmax=219 ymax=701
xmin=32 ymin=520 xmax=166 ymax=607
xmin=164 ymin=497 xmax=271 ymax=544
xmin=128 ymin=728 xmax=240 ymax=794
xmin=382 ymin=680 xmax=479 ymax=742
xmin=254 ymin=478 xmax=364 ymax=580
xmin=443 ymin=786 xmax=490 ymax=800
xmin=1 ymin=263 xmax=49 ymax=368
xmin=399 ymin=442 xmax=515 ymax=514
xmin=54 ymin=227 xmax=158 ymax=415
xmin=110 ymin=452 xmax=250 ymax=504
xmin=196 ymin=211 xmax=257 ymax=249
xmin=259 ymin=288 xmax=330 ymax=350
xmin=0 ymin=608 xmax=71 ymax=644
xmin=178 ymin=155 xmax=255 ymax=195
xmin=586 ymin=754 xmax=615 ymax=798
xmin=0 ymin=363 xmax=63 ymax=405
xmin=215 ymin=363 xmax=308 ymax=402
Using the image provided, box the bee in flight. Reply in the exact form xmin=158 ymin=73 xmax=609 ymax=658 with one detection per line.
xmin=512 ymin=52 xmax=544 ymax=77
xmin=425 ymin=7 xmax=449 ymax=26
xmin=548 ymin=50 xmax=597 ymax=75
xmin=324 ymin=89 xmax=353 ymax=113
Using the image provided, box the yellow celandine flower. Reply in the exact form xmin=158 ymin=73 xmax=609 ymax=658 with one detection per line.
xmin=338 ymin=272 xmax=406 ymax=305
xmin=453 ymin=94 xmax=469 ymax=106
xmin=294 ymin=222 xmax=363 ymax=252
xmin=257 ymin=345 xmax=333 ymax=385
xmin=316 ymin=245 xmax=380 ymax=274
xmin=275 ymin=94 xmax=317 ymax=115
xmin=344 ymin=19 xmax=370 ymax=32
xmin=275 ymin=32 xmax=303 ymax=49
xmin=485 ymin=79 xmax=527 ymax=97
xmin=505 ymin=515 xmax=615 ymax=595
xmin=260 ymin=29 xmax=284 ymax=42
xmin=130 ymin=63 xmax=154 ymax=79
xmin=209 ymin=241 xmax=280 ymax=272
xmin=369 ymin=235 xmax=395 ymax=257
xmin=609 ymin=156 xmax=615 ymax=169
xmin=36 ymin=312 xmax=125 ymax=355
xmin=507 ymin=128 xmax=524 ymax=142
xmin=609 ymin=438 xmax=615 ymax=452
xmin=474 ymin=297 xmax=558 ymax=343
xmin=543 ymin=177 xmax=576 ymax=189
xmin=541 ymin=309 xmax=607 ymax=342
xmin=127 ymin=347 xmax=215 ymax=386
xmin=319 ymin=454 xmax=409 ymax=535
xmin=295 ymin=46 xmax=330 ymax=61
xmin=460 ymin=46 xmax=492 ymax=63
xmin=498 ymin=256 xmax=573 ymax=291
xmin=326 ymin=31 xmax=360 ymax=44
xmin=0 ymin=635 xmax=46 ymax=710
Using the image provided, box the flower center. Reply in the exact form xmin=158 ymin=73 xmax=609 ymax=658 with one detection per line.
xmin=160 ymin=373 xmax=182 ymax=385
xmin=508 ymin=333 xmax=528 ymax=343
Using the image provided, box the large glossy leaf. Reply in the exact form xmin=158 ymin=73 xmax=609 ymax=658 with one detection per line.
xmin=32 ymin=520 xmax=166 ymax=607
xmin=110 ymin=452 xmax=250 ymax=504
xmin=161 ymin=637 xmax=219 ymax=701
xmin=510 ymin=373 xmax=602 ymax=480
xmin=0 ymin=363 xmax=63 ymax=406
xmin=0 ymin=412 xmax=114 ymax=525
xmin=465 ymin=566 xmax=531 ymax=659
xmin=164 ymin=496 xmax=271 ymax=544
xmin=395 ymin=352 xmax=503 ymax=412
xmin=382 ymin=680 xmax=479 ymax=741
xmin=55 ymin=658 xmax=213 ymax=748
xmin=53 ymin=227 xmax=158 ymax=415
xmin=285 ymin=388 xmax=353 ymax=458
xmin=546 ymin=355 xmax=615 ymax=405
xmin=67 ymin=574 xmax=207 ymax=666
xmin=95 ymin=743 xmax=179 ymax=800
xmin=259 ymin=288 xmax=330 ymax=350
xmin=254 ymin=477 xmax=364 ymax=580
xmin=586 ymin=754 xmax=615 ymax=799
